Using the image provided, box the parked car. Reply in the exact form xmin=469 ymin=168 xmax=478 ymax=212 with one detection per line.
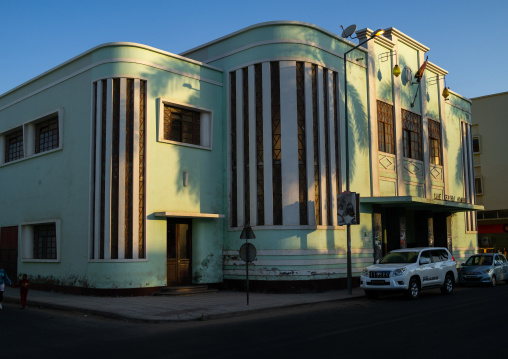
xmin=360 ymin=247 xmax=457 ymax=300
xmin=459 ymin=253 xmax=508 ymax=287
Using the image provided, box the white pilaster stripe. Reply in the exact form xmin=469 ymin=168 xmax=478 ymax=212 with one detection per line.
xmin=103 ymin=78 xmax=113 ymax=259
xmin=327 ymin=69 xmax=338 ymax=226
xmin=419 ymin=52 xmax=432 ymax=199
xmin=94 ymin=81 xmax=103 ymax=260
xmin=304 ymin=63 xmax=316 ymax=226
xmin=317 ymin=66 xmax=327 ymax=225
xmin=365 ymin=40 xmax=380 ymax=197
xmin=391 ymin=38 xmax=405 ymax=196
xmin=467 ymin=124 xmax=475 ymax=205
xmin=235 ymin=69 xmax=245 ymax=227
xmin=280 ymin=61 xmax=300 ymax=225
xmin=438 ymin=76 xmax=449 ymax=195
xmin=262 ymin=62 xmax=274 ymax=225
xmin=248 ymin=65 xmax=257 ymax=226
xmin=118 ymin=78 xmax=127 ymax=259
xmin=132 ymin=80 xmax=140 ymax=259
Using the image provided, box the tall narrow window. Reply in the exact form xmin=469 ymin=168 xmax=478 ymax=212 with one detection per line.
xmin=402 ymin=109 xmax=422 ymax=160
xmin=230 ymin=72 xmax=238 ymax=227
xmin=255 ymin=64 xmax=264 ymax=225
xmin=296 ymin=62 xmax=308 ymax=225
xmin=333 ymin=72 xmax=340 ymax=198
xmin=312 ymin=65 xmax=321 ymax=225
xmin=428 ymin=119 xmax=442 ymax=165
xmin=323 ymin=70 xmax=332 ymax=225
xmin=5 ymin=128 xmax=24 ymax=162
xmin=271 ymin=62 xmax=282 ymax=225
xmin=243 ymin=68 xmax=250 ymax=223
xmin=111 ymin=78 xmax=120 ymax=259
xmin=35 ymin=116 xmax=59 ymax=154
xmin=377 ymin=101 xmax=394 ymax=154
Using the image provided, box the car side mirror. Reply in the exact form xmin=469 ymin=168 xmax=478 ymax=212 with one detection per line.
xmin=420 ymin=257 xmax=430 ymax=265
xmin=376 ymin=259 xmax=380 ymax=264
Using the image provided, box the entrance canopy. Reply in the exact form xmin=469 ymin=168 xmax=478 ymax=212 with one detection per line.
xmin=154 ymin=211 xmax=224 ymax=219
xmin=361 ymin=196 xmax=483 ymax=213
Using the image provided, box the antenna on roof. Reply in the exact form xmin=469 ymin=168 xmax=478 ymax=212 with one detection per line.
xmin=341 ymin=24 xmax=357 ymax=39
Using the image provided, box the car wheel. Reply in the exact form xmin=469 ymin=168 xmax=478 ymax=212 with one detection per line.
xmin=491 ymin=275 xmax=497 ymax=287
xmin=440 ymin=274 xmax=454 ymax=295
xmin=405 ymin=277 xmax=420 ymax=300
xmin=364 ymin=290 xmax=379 ymax=299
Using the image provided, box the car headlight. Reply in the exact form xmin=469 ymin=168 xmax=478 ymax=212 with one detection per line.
xmin=482 ymin=268 xmax=493 ymax=274
xmin=362 ymin=268 xmax=369 ymax=277
xmin=391 ymin=268 xmax=407 ymax=277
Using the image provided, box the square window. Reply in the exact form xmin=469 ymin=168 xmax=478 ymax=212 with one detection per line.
xmin=21 ymin=220 xmax=60 ymax=262
xmin=158 ymin=99 xmax=212 ymax=149
xmin=35 ymin=116 xmax=59 ymax=154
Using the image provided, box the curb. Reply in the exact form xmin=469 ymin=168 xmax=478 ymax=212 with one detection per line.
xmin=2 ymin=292 xmax=365 ymax=323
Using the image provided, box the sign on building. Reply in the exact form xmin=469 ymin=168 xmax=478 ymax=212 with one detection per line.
xmin=337 ymin=192 xmax=360 ymax=225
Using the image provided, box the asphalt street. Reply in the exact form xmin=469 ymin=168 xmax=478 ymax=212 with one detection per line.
xmin=2 ymin=284 xmax=507 ymax=358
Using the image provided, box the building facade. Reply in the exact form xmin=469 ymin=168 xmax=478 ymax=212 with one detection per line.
xmin=0 ymin=21 xmax=481 ymax=292
xmin=471 ymin=92 xmax=508 ymax=254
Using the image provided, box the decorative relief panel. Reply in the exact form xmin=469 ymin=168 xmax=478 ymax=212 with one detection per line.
xmin=403 ymin=158 xmax=424 ymax=179
xmin=430 ymin=164 xmax=443 ymax=182
xmin=378 ymin=153 xmax=396 ymax=172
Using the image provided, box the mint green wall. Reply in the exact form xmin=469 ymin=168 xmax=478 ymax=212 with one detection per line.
xmin=398 ymin=42 xmax=421 ymax=113
xmin=374 ymin=42 xmax=394 ymax=103
xmin=425 ymin=70 xmax=440 ymax=120
xmin=0 ymin=70 xmax=93 ymax=285
xmin=0 ymin=44 xmax=225 ymax=288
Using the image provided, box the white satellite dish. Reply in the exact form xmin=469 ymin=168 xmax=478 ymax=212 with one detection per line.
xmin=341 ymin=24 xmax=357 ymax=39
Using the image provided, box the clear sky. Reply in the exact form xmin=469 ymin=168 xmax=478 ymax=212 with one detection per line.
xmin=1 ymin=0 xmax=506 ymax=99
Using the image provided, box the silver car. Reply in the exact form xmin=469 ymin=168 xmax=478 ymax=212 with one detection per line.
xmin=459 ymin=253 xmax=508 ymax=287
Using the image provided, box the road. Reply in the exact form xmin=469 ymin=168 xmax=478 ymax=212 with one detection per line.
xmin=1 ymin=284 xmax=507 ymax=358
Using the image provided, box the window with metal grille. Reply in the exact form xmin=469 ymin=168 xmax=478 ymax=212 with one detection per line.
xmin=312 ymin=64 xmax=321 ymax=225
xmin=255 ymin=64 xmax=264 ymax=226
xmin=230 ymin=72 xmax=238 ymax=227
xmin=33 ymin=223 xmax=57 ymax=259
xmin=428 ymin=119 xmax=442 ymax=165
xmin=5 ymin=128 xmax=24 ymax=162
xmin=163 ymin=105 xmax=201 ymax=145
xmin=271 ymin=61 xmax=282 ymax=225
xmin=377 ymin=101 xmax=394 ymax=154
xmin=35 ymin=116 xmax=59 ymax=154
xmin=296 ymin=62 xmax=308 ymax=225
xmin=475 ymin=177 xmax=483 ymax=195
xmin=402 ymin=110 xmax=422 ymax=160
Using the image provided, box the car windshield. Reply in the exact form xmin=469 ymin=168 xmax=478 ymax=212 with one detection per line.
xmin=380 ymin=251 xmax=419 ymax=264
xmin=465 ymin=255 xmax=493 ymax=266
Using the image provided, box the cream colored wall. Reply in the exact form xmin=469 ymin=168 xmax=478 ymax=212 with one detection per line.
xmin=472 ymin=92 xmax=508 ymax=211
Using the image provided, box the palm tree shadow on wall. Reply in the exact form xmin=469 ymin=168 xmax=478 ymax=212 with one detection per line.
xmin=346 ymin=82 xmax=369 ymax=181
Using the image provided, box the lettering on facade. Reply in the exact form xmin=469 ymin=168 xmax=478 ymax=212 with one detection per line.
xmin=433 ymin=193 xmax=468 ymax=203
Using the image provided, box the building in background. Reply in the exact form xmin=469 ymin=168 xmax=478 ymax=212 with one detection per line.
xmin=0 ymin=21 xmax=481 ymax=293
xmin=472 ymin=91 xmax=508 ymax=255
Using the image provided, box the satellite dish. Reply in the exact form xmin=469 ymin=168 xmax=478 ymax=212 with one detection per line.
xmin=341 ymin=24 xmax=357 ymax=39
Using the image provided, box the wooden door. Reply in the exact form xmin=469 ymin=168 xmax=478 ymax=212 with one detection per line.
xmin=0 ymin=226 xmax=18 ymax=280
xmin=166 ymin=219 xmax=192 ymax=286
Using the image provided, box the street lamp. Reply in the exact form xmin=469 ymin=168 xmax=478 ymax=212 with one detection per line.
xmin=343 ymin=28 xmax=384 ymax=295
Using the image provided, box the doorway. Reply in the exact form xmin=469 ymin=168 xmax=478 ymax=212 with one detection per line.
xmin=166 ymin=219 xmax=192 ymax=286
xmin=0 ymin=226 xmax=18 ymax=280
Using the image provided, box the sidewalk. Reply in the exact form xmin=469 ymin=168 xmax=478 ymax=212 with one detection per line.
xmin=2 ymin=286 xmax=364 ymax=323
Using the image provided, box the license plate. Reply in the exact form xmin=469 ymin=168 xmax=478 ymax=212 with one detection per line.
xmin=371 ymin=280 xmax=387 ymax=285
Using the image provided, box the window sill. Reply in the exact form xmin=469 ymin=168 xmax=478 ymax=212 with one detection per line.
xmin=21 ymin=259 xmax=60 ymax=263
xmin=157 ymin=139 xmax=211 ymax=151
xmin=0 ymin=147 xmax=62 ymax=168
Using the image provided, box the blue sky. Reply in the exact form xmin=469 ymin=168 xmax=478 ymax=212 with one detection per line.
xmin=1 ymin=0 xmax=506 ymax=99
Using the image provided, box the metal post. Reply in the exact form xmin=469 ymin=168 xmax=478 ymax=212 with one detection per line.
xmin=246 ymin=242 xmax=249 ymax=305
xmin=343 ymin=32 xmax=381 ymax=295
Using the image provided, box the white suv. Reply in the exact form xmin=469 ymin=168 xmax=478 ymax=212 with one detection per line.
xmin=360 ymin=247 xmax=458 ymax=299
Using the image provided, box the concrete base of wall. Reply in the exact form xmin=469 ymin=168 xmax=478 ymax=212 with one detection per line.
xmin=223 ymin=278 xmax=360 ymax=294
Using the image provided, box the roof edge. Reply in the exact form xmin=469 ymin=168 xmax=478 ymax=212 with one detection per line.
xmin=179 ymin=20 xmax=363 ymax=57
xmin=1 ymin=42 xmax=222 ymax=99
